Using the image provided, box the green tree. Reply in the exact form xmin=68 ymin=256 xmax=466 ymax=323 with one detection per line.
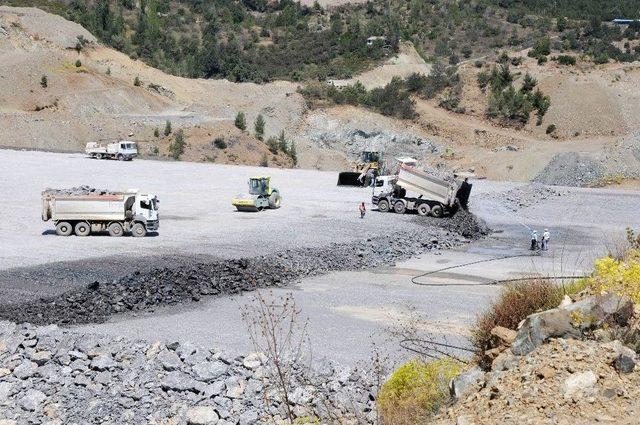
xmin=289 ymin=141 xmax=298 ymax=166
xmin=40 ymin=75 xmax=48 ymax=88
xmin=164 ymin=120 xmax=172 ymax=136
xmin=277 ymin=130 xmax=288 ymax=153
xmin=153 ymin=127 xmax=159 ymax=137
xmin=235 ymin=111 xmax=247 ymax=131
xmin=520 ymin=73 xmax=537 ymax=93
xmin=75 ymin=59 xmax=82 ymax=67
xmin=169 ymin=129 xmax=185 ymax=159
xmin=266 ymin=136 xmax=278 ymax=154
xmin=133 ymin=76 xmax=141 ymax=86
xmin=254 ymin=114 xmax=265 ymax=140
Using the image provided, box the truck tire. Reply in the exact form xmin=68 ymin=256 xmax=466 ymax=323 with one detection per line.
xmin=55 ymin=222 xmax=73 ymax=236
xmin=393 ymin=200 xmax=406 ymax=214
xmin=131 ymin=223 xmax=147 ymax=237
xmin=268 ymin=192 xmax=281 ymax=209
xmin=431 ymin=205 xmax=444 ymax=218
xmin=417 ymin=204 xmax=430 ymax=217
xmin=108 ymin=222 xmax=124 ymax=237
xmin=96 ymin=153 xmax=103 ymax=159
xmin=377 ymin=199 xmax=390 ymax=213
xmin=74 ymin=222 xmax=91 ymax=237
xmin=117 ymin=154 xmax=124 ymax=161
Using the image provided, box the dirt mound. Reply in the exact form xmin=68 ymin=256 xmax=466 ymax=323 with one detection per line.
xmin=486 ymin=183 xmax=567 ymax=211
xmin=415 ymin=209 xmax=490 ymax=240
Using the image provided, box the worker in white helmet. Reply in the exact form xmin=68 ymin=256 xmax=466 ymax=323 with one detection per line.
xmin=530 ymin=230 xmax=539 ymax=251
xmin=542 ymin=229 xmax=550 ymax=251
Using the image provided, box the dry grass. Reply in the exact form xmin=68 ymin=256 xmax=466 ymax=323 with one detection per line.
xmin=470 ymin=279 xmax=563 ymax=355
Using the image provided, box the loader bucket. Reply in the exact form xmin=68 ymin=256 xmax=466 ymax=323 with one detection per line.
xmin=235 ymin=205 xmax=261 ymax=212
xmin=337 ymin=172 xmax=363 ymax=186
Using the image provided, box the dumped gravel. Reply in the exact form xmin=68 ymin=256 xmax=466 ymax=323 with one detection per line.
xmin=533 ymin=153 xmax=605 ymax=187
xmin=0 ymin=222 xmax=478 ymax=325
xmin=414 ymin=209 xmax=490 ymax=240
xmin=42 ymin=186 xmax=120 ymax=196
xmin=0 ymin=321 xmax=376 ymax=424
xmin=486 ymin=183 xmax=567 ymax=212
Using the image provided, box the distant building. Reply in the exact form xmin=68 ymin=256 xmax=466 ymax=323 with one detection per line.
xmin=366 ymin=36 xmax=387 ymax=47
xmin=612 ymin=19 xmax=640 ymax=25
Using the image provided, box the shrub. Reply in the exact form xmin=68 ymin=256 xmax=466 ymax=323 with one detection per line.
xmin=537 ymin=56 xmax=548 ymax=65
xmin=574 ymin=249 xmax=640 ymax=303
xmin=40 ymin=75 xmax=48 ymax=88
xmin=75 ymin=59 xmax=82 ymax=67
xmin=235 ymin=111 xmax=247 ymax=131
xmin=169 ymin=129 xmax=186 ymax=160
xmin=378 ymin=358 xmax=462 ymax=424
xmin=254 ymin=114 xmax=265 ymax=141
xmin=528 ymin=37 xmax=551 ymax=58
xmin=289 ymin=141 xmax=297 ymax=166
xmin=134 ymin=76 xmax=141 ymax=86
xmin=106 ymin=67 xmax=111 ymax=75
xmin=405 ymin=73 xmax=428 ymax=93
xmin=556 ymin=55 xmax=577 ymax=65
xmin=546 ymin=124 xmax=556 ymax=134
xmin=266 ymin=136 xmax=279 ymax=154
xmin=477 ymin=71 xmax=490 ymax=90
xmin=520 ymin=73 xmax=537 ymax=93
xmin=260 ymin=153 xmax=268 ymax=167
xmin=213 ymin=137 xmax=227 ymax=149
xmin=471 ymin=280 xmax=563 ymax=355
xmin=164 ymin=120 xmax=172 ymax=136
xmin=153 ymin=127 xmax=159 ymax=137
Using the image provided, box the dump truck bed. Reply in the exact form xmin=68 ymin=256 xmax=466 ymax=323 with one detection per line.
xmin=396 ymin=164 xmax=458 ymax=206
xmin=42 ymin=193 xmax=130 ymax=222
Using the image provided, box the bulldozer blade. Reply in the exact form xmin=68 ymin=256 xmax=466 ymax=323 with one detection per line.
xmin=337 ymin=172 xmax=363 ymax=186
xmin=235 ymin=205 xmax=260 ymax=212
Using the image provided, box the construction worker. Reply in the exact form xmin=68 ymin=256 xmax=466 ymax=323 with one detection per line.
xmin=530 ymin=230 xmax=539 ymax=251
xmin=542 ymin=229 xmax=550 ymax=251
xmin=359 ymin=202 xmax=366 ymax=219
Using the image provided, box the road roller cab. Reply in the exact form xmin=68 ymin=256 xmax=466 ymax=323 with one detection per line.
xmin=232 ymin=176 xmax=282 ymax=212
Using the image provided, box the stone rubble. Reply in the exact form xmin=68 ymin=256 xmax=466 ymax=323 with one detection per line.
xmin=0 ymin=322 xmax=376 ymax=424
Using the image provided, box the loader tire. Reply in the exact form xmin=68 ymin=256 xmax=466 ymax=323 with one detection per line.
xmin=393 ymin=201 xmax=406 ymax=214
xmin=417 ymin=204 xmax=430 ymax=217
xmin=108 ymin=222 xmax=124 ymax=237
xmin=377 ymin=199 xmax=390 ymax=213
xmin=268 ymin=192 xmax=282 ymax=209
xmin=131 ymin=223 xmax=146 ymax=237
xmin=431 ymin=205 xmax=444 ymax=218
xmin=74 ymin=221 xmax=91 ymax=237
xmin=56 ymin=222 xmax=73 ymax=236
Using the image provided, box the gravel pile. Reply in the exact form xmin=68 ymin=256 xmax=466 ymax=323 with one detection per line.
xmin=533 ymin=153 xmax=605 ymax=187
xmin=0 ymin=321 xmax=376 ymax=424
xmin=415 ymin=209 xmax=490 ymax=240
xmin=0 ymin=226 xmax=473 ymax=326
xmin=43 ymin=186 xmax=119 ymax=196
xmin=487 ymin=183 xmax=566 ymax=212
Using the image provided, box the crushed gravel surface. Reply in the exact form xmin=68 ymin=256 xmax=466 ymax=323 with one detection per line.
xmin=485 ymin=183 xmax=567 ymax=212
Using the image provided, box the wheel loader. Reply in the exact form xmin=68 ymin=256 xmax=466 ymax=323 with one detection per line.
xmin=232 ymin=176 xmax=282 ymax=212
xmin=337 ymin=150 xmax=382 ymax=186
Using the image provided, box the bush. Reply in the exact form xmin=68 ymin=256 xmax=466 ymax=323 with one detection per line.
xmin=528 ymin=37 xmax=551 ymax=58
xmin=134 ymin=76 xmax=141 ymax=86
xmin=169 ymin=129 xmax=186 ymax=160
xmin=520 ymin=73 xmax=537 ymax=93
xmin=40 ymin=75 xmax=48 ymax=88
xmin=75 ymin=59 xmax=82 ymax=67
xmin=266 ymin=136 xmax=279 ymax=154
xmin=574 ymin=249 xmax=640 ymax=303
xmin=537 ymin=56 xmax=548 ymax=65
xmin=471 ymin=280 xmax=563 ymax=355
xmin=235 ymin=111 xmax=247 ymax=131
xmin=254 ymin=114 xmax=265 ymax=141
xmin=556 ymin=55 xmax=577 ymax=65
xmin=260 ymin=153 xmax=268 ymax=167
xmin=164 ymin=120 xmax=172 ymax=136
xmin=378 ymin=358 xmax=462 ymax=424
xmin=213 ymin=137 xmax=227 ymax=149
xmin=546 ymin=124 xmax=556 ymax=134
xmin=153 ymin=127 xmax=159 ymax=137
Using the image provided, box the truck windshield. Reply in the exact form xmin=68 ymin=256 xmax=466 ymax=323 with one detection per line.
xmin=140 ymin=198 xmax=158 ymax=210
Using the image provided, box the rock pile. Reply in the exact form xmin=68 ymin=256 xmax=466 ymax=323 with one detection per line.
xmin=42 ymin=186 xmax=119 ymax=196
xmin=0 ymin=226 xmax=469 ymax=326
xmin=434 ymin=293 xmax=640 ymax=425
xmin=533 ymin=152 xmax=605 ymax=187
xmin=416 ymin=209 xmax=491 ymax=240
xmin=487 ymin=183 xmax=566 ymax=212
xmin=0 ymin=322 xmax=376 ymax=424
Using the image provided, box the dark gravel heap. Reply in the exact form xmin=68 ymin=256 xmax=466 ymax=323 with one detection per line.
xmin=415 ymin=209 xmax=491 ymax=240
xmin=43 ymin=186 xmax=119 ymax=196
xmin=0 ymin=226 xmax=473 ymax=326
xmin=0 ymin=322 xmax=377 ymax=424
xmin=533 ymin=153 xmax=605 ymax=187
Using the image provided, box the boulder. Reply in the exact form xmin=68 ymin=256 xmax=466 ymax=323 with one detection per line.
xmin=450 ymin=367 xmax=484 ymax=399
xmin=18 ymin=389 xmax=46 ymax=411
xmin=161 ymin=371 xmax=200 ymax=392
xmin=613 ymin=355 xmax=635 ymax=374
xmin=158 ymin=350 xmax=183 ymax=371
xmin=563 ymin=370 xmax=597 ymax=399
xmin=490 ymin=326 xmax=517 ymax=346
xmin=511 ymin=309 xmax=579 ymax=356
xmin=13 ymin=361 xmax=36 ymax=379
xmin=192 ymin=361 xmax=228 ymax=382
xmin=90 ymin=354 xmax=117 ymax=371
xmin=186 ymin=406 xmax=219 ymax=425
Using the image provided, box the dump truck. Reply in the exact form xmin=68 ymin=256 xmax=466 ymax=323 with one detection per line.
xmin=232 ymin=176 xmax=282 ymax=212
xmin=337 ymin=150 xmax=382 ymax=186
xmin=42 ymin=189 xmax=159 ymax=237
xmin=85 ymin=141 xmax=138 ymax=160
xmin=372 ymin=163 xmax=472 ymax=217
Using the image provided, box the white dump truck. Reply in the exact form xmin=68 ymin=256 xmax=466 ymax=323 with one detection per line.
xmin=85 ymin=141 xmax=138 ymax=160
xmin=372 ymin=163 xmax=472 ymax=217
xmin=42 ymin=189 xmax=159 ymax=237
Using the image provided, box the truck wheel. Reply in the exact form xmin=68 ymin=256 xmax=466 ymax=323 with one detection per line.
xmin=74 ymin=222 xmax=91 ymax=237
xmin=393 ymin=201 xmax=406 ymax=214
xmin=268 ymin=192 xmax=281 ymax=209
xmin=431 ymin=205 xmax=444 ymax=218
xmin=96 ymin=153 xmax=103 ymax=159
xmin=131 ymin=223 xmax=147 ymax=237
xmin=108 ymin=222 xmax=124 ymax=237
xmin=117 ymin=154 xmax=124 ymax=161
xmin=55 ymin=222 xmax=73 ymax=236
xmin=377 ymin=199 xmax=390 ymax=213
xmin=417 ymin=204 xmax=430 ymax=217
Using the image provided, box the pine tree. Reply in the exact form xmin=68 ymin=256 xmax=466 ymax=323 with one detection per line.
xmin=153 ymin=127 xmax=160 ymax=137
xmin=40 ymin=75 xmax=48 ymax=88
xmin=235 ymin=111 xmax=247 ymax=131
xmin=254 ymin=114 xmax=265 ymax=140
xmin=164 ymin=120 xmax=172 ymax=136
xmin=289 ymin=141 xmax=298 ymax=166
xmin=169 ymin=129 xmax=186 ymax=159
